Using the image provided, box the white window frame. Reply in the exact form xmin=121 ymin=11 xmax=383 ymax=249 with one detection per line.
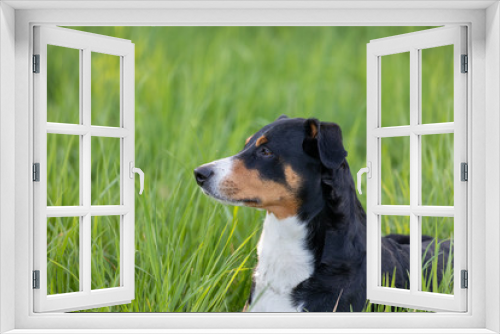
xmin=33 ymin=26 xmax=136 ymax=312
xmin=0 ymin=1 xmax=499 ymax=333
xmin=366 ymin=26 xmax=467 ymax=312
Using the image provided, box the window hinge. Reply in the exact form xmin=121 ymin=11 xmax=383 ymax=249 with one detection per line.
xmin=33 ymin=163 xmax=40 ymax=182
xmin=461 ymin=162 xmax=468 ymax=181
xmin=33 ymin=54 xmax=40 ymax=73
xmin=461 ymin=54 xmax=468 ymax=73
xmin=461 ymin=270 xmax=468 ymax=289
xmin=33 ymin=270 xmax=40 ymax=289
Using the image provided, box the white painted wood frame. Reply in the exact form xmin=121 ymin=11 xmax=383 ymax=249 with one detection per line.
xmin=366 ymin=26 xmax=467 ymax=312
xmin=32 ymin=26 xmax=135 ymax=312
xmin=0 ymin=2 xmax=497 ymax=333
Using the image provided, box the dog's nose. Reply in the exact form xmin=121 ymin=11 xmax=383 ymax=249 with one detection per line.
xmin=194 ymin=166 xmax=214 ymax=186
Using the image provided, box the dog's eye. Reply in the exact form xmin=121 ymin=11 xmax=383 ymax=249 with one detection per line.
xmin=258 ymin=147 xmax=273 ymax=158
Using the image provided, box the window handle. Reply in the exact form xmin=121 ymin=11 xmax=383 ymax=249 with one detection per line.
xmin=129 ymin=162 xmax=144 ymax=195
xmin=357 ymin=162 xmax=372 ymax=195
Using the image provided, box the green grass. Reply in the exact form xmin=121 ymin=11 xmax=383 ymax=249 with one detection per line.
xmin=45 ymin=26 xmax=455 ymax=312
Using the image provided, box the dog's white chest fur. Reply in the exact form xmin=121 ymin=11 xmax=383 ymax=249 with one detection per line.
xmin=249 ymin=214 xmax=314 ymax=312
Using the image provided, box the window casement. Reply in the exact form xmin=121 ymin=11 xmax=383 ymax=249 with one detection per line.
xmin=33 ymin=26 xmax=141 ymax=312
xmin=364 ymin=26 xmax=468 ymax=312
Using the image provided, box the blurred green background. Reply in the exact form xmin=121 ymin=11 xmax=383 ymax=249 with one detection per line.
xmin=45 ymin=26 xmax=455 ymax=312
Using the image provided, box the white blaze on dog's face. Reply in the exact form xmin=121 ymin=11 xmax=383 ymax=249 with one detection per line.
xmin=194 ymin=156 xmax=244 ymax=206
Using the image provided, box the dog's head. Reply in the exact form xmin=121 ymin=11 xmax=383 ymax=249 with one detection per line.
xmin=193 ymin=115 xmax=348 ymax=220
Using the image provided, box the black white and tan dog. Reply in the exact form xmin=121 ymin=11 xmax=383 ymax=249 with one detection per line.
xmin=194 ymin=115 xmax=451 ymax=312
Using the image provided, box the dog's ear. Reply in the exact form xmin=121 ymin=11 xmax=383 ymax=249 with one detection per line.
xmin=275 ymin=114 xmax=289 ymax=121
xmin=303 ymin=118 xmax=347 ymax=170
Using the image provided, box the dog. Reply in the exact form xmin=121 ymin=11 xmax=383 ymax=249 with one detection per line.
xmin=194 ymin=115 xmax=451 ymax=312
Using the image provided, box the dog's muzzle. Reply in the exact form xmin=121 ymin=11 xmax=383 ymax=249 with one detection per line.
xmin=193 ymin=157 xmax=234 ymax=195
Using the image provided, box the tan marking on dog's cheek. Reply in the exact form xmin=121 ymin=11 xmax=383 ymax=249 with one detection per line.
xmin=222 ymin=160 xmax=300 ymax=219
xmin=266 ymin=205 xmax=299 ymax=220
xmin=285 ymin=165 xmax=302 ymax=190
xmin=255 ymin=135 xmax=268 ymax=147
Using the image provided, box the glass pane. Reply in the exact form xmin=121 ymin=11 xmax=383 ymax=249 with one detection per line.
xmin=381 ymin=136 xmax=410 ymax=205
xmin=91 ymin=215 xmax=120 ymax=289
xmin=381 ymin=52 xmax=410 ymax=127
xmin=421 ymin=45 xmax=454 ymax=124
xmin=47 ymin=45 xmax=80 ymax=124
xmin=47 ymin=217 xmax=80 ymax=295
xmin=91 ymin=52 xmax=120 ymax=127
xmin=91 ymin=137 xmax=120 ymax=205
xmin=47 ymin=134 xmax=79 ymax=206
xmin=380 ymin=215 xmax=410 ymax=290
xmin=421 ymin=217 xmax=454 ymax=295
xmin=421 ymin=134 xmax=454 ymax=206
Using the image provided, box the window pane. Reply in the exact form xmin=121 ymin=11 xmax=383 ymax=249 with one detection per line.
xmin=47 ymin=134 xmax=79 ymax=206
xmin=381 ymin=136 xmax=410 ymax=205
xmin=91 ymin=52 xmax=120 ymax=127
xmin=91 ymin=215 xmax=120 ymax=290
xmin=47 ymin=217 xmax=80 ymax=295
xmin=421 ymin=134 xmax=454 ymax=206
xmin=421 ymin=217 xmax=454 ymax=295
xmin=381 ymin=52 xmax=410 ymax=127
xmin=91 ymin=137 xmax=120 ymax=205
xmin=421 ymin=45 xmax=454 ymax=124
xmin=47 ymin=45 xmax=80 ymax=124
xmin=380 ymin=215 xmax=410 ymax=290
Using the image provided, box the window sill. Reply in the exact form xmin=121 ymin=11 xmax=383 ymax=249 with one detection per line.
xmin=3 ymin=329 xmax=498 ymax=334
